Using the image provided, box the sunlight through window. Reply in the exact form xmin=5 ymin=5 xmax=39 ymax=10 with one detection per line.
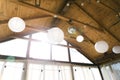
xmin=52 ymin=40 xmax=69 ymax=61
xmin=70 ymin=48 xmax=93 ymax=64
xmin=0 ymin=39 xmax=28 ymax=57
xmin=29 ymin=41 xmax=51 ymax=60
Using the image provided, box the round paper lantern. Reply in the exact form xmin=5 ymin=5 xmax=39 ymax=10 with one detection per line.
xmin=76 ymin=35 xmax=84 ymax=42
xmin=8 ymin=17 xmax=25 ymax=32
xmin=47 ymin=27 xmax=64 ymax=44
xmin=95 ymin=41 xmax=109 ymax=53
xmin=112 ymin=46 xmax=120 ymax=54
xmin=68 ymin=26 xmax=76 ymax=34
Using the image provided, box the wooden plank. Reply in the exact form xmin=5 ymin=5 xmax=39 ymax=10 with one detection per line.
xmin=10 ymin=0 xmax=103 ymax=32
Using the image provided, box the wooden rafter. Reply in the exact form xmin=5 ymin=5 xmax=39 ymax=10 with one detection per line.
xmin=0 ymin=15 xmax=52 ymax=24
xmin=99 ymin=1 xmax=120 ymax=17
xmin=73 ymin=1 xmax=120 ymax=43
xmin=10 ymin=0 xmax=103 ymax=33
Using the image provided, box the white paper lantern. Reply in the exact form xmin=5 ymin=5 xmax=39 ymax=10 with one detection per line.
xmin=8 ymin=17 xmax=25 ymax=32
xmin=112 ymin=46 xmax=120 ymax=54
xmin=95 ymin=41 xmax=109 ymax=53
xmin=47 ymin=27 xmax=64 ymax=44
xmin=76 ymin=35 xmax=84 ymax=42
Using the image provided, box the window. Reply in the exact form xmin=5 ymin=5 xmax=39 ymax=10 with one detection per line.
xmin=31 ymin=32 xmax=48 ymax=42
xmin=52 ymin=45 xmax=69 ymax=61
xmin=52 ymin=40 xmax=69 ymax=61
xmin=29 ymin=41 xmax=51 ymax=60
xmin=101 ymin=61 xmax=120 ymax=80
xmin=0 ymin=39 xmax=28 ymax=57
xmin=0 ymin=32 xmax=102 ymax=80
xmin=70 ymin=48 xmax=93 ymax=64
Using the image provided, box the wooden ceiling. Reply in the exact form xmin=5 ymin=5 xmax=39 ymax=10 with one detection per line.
xmin=0 ymin=0 xmax=120 ymax=65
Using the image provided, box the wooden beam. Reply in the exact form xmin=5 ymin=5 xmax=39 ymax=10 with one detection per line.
xmin=67 ymin=21 xmax=95 ymax=44
xmin=109 ymin=19 xmax=120 ymax=29
xmin=11 ymin=35 xmax=79 ymax=49
xmin=99 ymin=1 xmax=120 ymax=18
xmin=57 ymin=0 xmax=70 ymax=14
xmin=10 ymin=0 xmax=103 ymax=32
xmin=0 ymin=15 xmax=52 ymax=24
xmin=25 ymin=25 xmax=49 ymax=32
xmin=74 ymin=1 xmax=120 ymax=43
xmin=94 ymin=53 xmax=120 ymax=65
xmin=73 ymin=2 xmax=104 ymax=32
xmin=82 ymin=34 xmax=95 ymax=44
xmin=50 ymin=0 xmax=69 ymax=26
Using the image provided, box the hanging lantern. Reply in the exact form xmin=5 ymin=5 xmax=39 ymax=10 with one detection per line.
xmin=68 ymin=26 xmax=76 ymax=34
xmin=112 ymin=46 xmax=120 ymax=54
xmin=8 ymin=17 xmax=25 ymax=32
xmin=95 ymin=41 xmax=109 ymax=53
xmin=76 ymin=35 xmax=84 ymax=42
xmin=47 ymin=27 xmax=64 ymax=44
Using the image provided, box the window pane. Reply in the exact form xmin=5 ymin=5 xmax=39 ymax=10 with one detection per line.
xmin=111 ymin=62 xmax=120 ymax=79
xmin=32 ymin=32 xmax=48 ymax=42
xmin=29 ymin=41 xmax=51 ymax=60
xmin=101 ymin=66 xmax=114 ymax=80
xmin=70 ymin=48 xmax=93 ymax=64
xmin=0 ymin=39 xmax=28 ymax=57
xmin=1 ymin=62 xmax=24 ymax=80
xmin=101 ymin=62 xmax=120 ymax=80
xmin=52 ymin=45 xmax=69 ymax=61
xmin=58 ymin=40 xmax=67 ymax=45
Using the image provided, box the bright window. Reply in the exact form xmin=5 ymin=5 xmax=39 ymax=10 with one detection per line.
xmin=32 ymin=32 xmax=48 ymax=42
xmin=52 ymin=40 xmax=69 ymax=61
xmin=70 ymin=48 xmax=93 ymax=64
xmin=0 ymin=39 xmax=28 ymax=57
xmin=29 ymin=41 xmax=51 ymax=60
xmin=101 ymin=62 xmax=120 ymax=80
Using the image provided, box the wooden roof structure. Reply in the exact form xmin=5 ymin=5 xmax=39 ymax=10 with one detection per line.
xmin=0 ymin=0 xmax=120 ymax=65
